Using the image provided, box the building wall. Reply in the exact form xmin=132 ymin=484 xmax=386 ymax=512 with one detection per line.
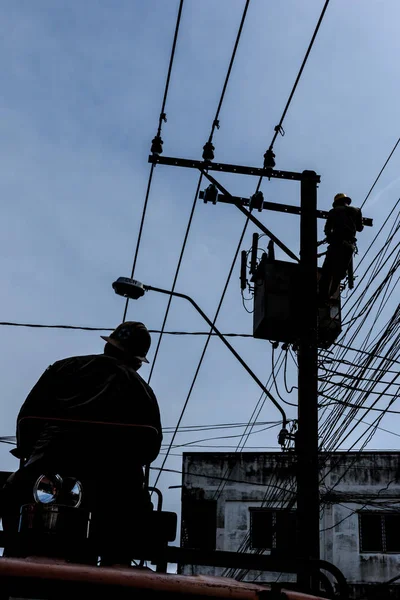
xmin=180 ymin=451 xmax=400 ymax=596
xmin=320 ymin=452 xmax=400 ymax=588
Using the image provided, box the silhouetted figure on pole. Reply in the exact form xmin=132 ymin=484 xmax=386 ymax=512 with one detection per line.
xmin=319 ymin=193 xmax=363 ymax=304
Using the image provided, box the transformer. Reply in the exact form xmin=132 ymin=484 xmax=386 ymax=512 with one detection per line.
xmin=253 ymin=256 xmax=341 ymax=349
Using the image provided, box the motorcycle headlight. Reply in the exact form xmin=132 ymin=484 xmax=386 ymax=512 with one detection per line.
xmin=33 ymin=474 xmax=63 ymax=504
xmin=62 ymin=477 xmax=83 ymax=508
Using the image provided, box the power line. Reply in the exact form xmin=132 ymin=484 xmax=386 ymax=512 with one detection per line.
xmin=0 ymin=321 xmax=254 ymax=336
xmin=153 ymin=213 xmax=254 ymax=489
xmin=147 ymin=0 xmax=251 ymax=385
xmin=206 ymin=0 xmax=251 ymax=143
xmin=151 ymin=1 xmax=253 ymax=487
xmin=147 ymin=175 xmax=203 ymax=384
xmin=122 ymin=0 xmax=185 ymax=321
xmin=162 ymin=419 xmax=284 ymax=433
xmin=212 ymin=352 xmax=289 ymax=501
xmin=332 ymin=341 xmax=400 ymax=365
xmin=318 ymin=394 xmax=400 ymax=413
xmin=155 ymin=0 xmax=333 ymax=487
xmin=150 ymin=465 xmax=297 ymax=494
xmin=361 ymin=136 xmax=400 ymax=209
xmin=167 ymin=422 xmax=281 ymax=449
xmin=268 ymin=0 xmax=331 ymax=151
xmin=228 ymin=215 xmax=400 ymax=563
xmin=271 ymin=346 xmax=297 ymax=407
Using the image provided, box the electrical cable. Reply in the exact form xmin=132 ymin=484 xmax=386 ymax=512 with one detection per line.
xmin=122 ymin=0 xmax=185 ymax=321
xmin=212 ymin=350 xmax=288 ymax=501
xmin=271 ymin=345 xmax=297 ymax=406
xmin=167 ymin=422 xmax=281 ymax=449
xmin=225 ymin=202 xmax=400 ymax=569
xmin=147 ymin=0 xmax=251 ymax=385
xmin=153 ymin=212 xmax=255 ymax=489
xmin=150 ymin=2 xmax=255 ymax=486
xmin=0 ymin=321 xmax=255 ymax=337
xmin=147 ymin=174 xmax=203 ymax=384
xmin=268 ymin=0 xmax=331 ymax=152
xmin=150 ymin=465 xmax=297 ymax=493
xmin=361 ymin=137 xmax=400 ymax=209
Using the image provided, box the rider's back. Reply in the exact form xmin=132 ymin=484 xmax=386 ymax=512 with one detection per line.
xmin=16 ymin=353 xmax=162 ymax=476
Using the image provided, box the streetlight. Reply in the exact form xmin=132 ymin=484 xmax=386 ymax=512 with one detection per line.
xmin=112 ymin=277 xmax=287 ymax=433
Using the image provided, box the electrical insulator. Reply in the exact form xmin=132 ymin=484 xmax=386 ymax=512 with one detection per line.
xmin=250 ymin=191 xmax=264 ymax=212
xmin=151 ymin=135 xmax=163 ymax=155
xmin=202 ymin=141 xmax=215 ymax=162
xmin=203 ymin=184 xmax=218 ymax=205
xmin=263 ymin=148 xmax=276 ymax=169
xmin=278 ymin=428 xmax=288 ymax=446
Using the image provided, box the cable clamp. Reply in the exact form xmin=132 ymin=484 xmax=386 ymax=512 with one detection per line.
xmin=274 ymin=124 xmax=285 ymax=137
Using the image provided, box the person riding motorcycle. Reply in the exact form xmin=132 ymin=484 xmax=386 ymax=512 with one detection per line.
xmin=1 ymin=321 xmax=162 ymax=561
xmin=319 ymin=193 xmax=364 ymax=303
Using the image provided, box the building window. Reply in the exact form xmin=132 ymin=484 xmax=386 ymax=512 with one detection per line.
xmin=181 ymin=500 xmax=217 ymax=551
xmin=359 ymin=513 xmax=400 ymax=553
xmin=250 ymin=509 xmax=296 ymax=554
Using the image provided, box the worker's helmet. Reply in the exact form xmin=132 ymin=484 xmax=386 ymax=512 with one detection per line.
xmin=101 ymin=322 xmax=151 ymax=363
xmin=333 ymin=193 xmax=352 ymax=207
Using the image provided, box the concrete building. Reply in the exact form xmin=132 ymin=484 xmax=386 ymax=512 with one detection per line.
xmin=180 ymin=451 xmax=400 ymax=599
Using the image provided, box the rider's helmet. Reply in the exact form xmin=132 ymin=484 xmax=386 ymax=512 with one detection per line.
xmin=333 ymin=193 xmax=352 ymax=207
xmin=101 ymin=322 xmax=151 ymax=363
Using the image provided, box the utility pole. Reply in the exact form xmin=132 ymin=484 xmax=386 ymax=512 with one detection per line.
xmin=147 ymin=153 xmax=372 ymax=591
xmin=297 ymin=172 xmax=320 ymax=590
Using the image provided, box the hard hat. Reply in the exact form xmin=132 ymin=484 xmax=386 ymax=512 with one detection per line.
xmin=101 ymin=321 xmax=151 ymax=363
xmin=333 ymin=193 xmax=352 ymax=207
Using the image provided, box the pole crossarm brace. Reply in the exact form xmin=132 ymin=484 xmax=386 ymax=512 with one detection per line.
xmin=199 ymin=191 xmax=373 ymax=227
xmin=144 ymin=285 xmax=287 ymax=426
xmin=149 ymin=154 xmax=321 ymax=183
xmin=200 ymin=170 xmax=299 ymax=263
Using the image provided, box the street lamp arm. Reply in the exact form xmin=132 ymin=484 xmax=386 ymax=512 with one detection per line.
xmin=144 ymin=284 xmax=287 ymax=426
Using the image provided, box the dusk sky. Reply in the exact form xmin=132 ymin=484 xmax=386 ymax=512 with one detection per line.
xmin=1 ymin=0 xmax=399 ymax=525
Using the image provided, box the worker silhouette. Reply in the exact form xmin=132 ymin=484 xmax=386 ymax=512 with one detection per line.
xmin=2 ymin=321 xmax=162 ymax=562
xmin=318 ymin=193 xmax=363 ymax=304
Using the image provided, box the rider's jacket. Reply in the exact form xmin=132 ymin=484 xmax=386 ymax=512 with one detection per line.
xmin=14 ymin=354 xmax=162 ymax=474
xmin=324 ymin=204 xmax=363 ymax=244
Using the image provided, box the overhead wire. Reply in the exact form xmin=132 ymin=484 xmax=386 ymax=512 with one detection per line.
xmin=122 ymin=0 xmax=185 ymax=322
xmin=175 ymin=8 xmax=335 ymax=498
xmin=225 ymin=184 xmax=400 ymax=570
xmin=151 ymin=1 xmax=254 ymax=488
xmin=271 ymin=345 xmax=297 ymax=407
xmin=183 ymin=0 xmax=332 ymax=502
xmin=226 ymin=187 xmax=400 ymax=576
xmin=0 ymin=321 xmax=256 ymax=337
xmin=360 ymin=137 xmax=400 ymax=209
xmin=147 ymin=0 xmax=251 ymax=386
xmin=166 ymin=422 xmax=282 ymax=449
xmin=268 ymin=0 xmax=331 ymax=152
xmin=212 ymin=351 xmax=287 ymax=501
xmin=189 ymin=3 xmax=336 ymax=571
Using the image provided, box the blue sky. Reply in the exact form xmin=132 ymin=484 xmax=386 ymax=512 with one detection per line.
xmin=1 ymin=0 xmax=399 ymax=522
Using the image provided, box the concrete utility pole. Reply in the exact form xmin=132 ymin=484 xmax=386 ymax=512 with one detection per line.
xmin=146 ymin=153 xmax=372 ymax=592
xmin=297 ymin=172 xmax=320 ymax=589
